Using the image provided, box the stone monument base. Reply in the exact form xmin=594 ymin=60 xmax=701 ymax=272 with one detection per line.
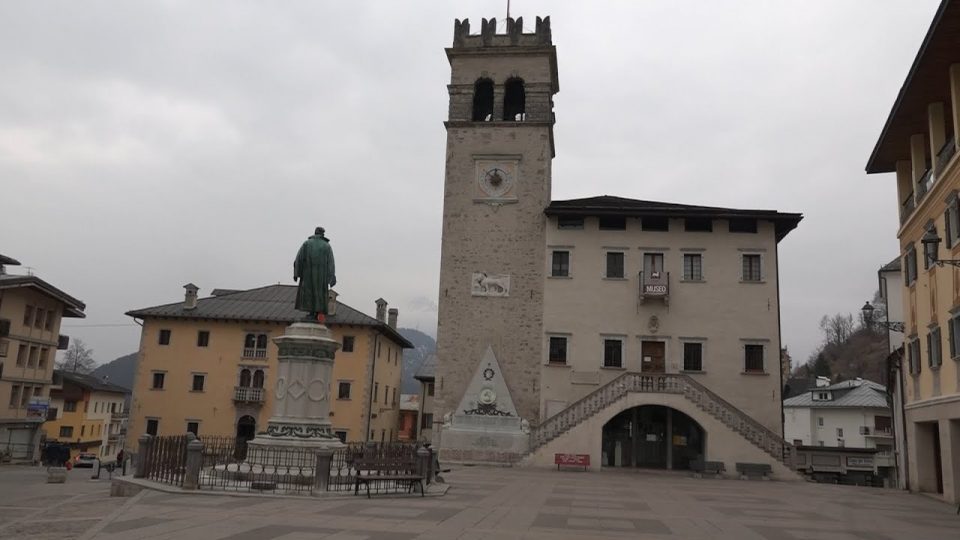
xmin=439 ymin=414 xmax=529 ymax=465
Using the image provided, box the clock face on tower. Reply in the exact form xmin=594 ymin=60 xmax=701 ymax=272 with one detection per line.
xmin=474 ymin=159 xmax=519 ymax=202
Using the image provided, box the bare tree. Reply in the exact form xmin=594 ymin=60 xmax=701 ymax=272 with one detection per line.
xmin=819 ymin=313 xmax=854 ymax=346
xmin=57 ymin=339 xmax=97 ymax=374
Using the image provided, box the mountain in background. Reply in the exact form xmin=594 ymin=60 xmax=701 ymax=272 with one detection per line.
xmin=399 ymin=328 xmax=436 ymax=394
xmin=91 ymin=352 xmax=138 ymax=391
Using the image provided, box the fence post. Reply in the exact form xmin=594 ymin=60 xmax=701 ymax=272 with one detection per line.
xmin=183 ymin=438 xmax=203 ymax=490
xmin=135 ymin=434 xmax=152 ymax=478
xmin=417 ymin=446 xmax=430 ymax=485
xmin=312 ymin=448 xmax=334 ymax=494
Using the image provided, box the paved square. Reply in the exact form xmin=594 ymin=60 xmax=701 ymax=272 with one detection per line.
xmin=2 ymin=464 xmax=959 ymax=539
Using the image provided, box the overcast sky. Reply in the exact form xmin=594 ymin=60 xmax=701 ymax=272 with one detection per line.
xmin=0 ymin=1 xmax=938 ymax=368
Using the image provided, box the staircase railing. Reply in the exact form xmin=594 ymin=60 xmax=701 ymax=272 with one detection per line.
xmin=530 ymin=372 xmax=792 ymax=464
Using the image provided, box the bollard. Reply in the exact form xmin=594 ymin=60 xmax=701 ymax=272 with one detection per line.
xmin=312 ymin=449 xmax=334 ymax=494
xmin=416 ymin=446 xmax=430 ymax=488
xmin=426 ymin=446 xmax=435 ymax=485
xmin=183 ymin=438 xmax=203 ymax=490
xmin=91 ymin=458 xmax=101 ymax=480
xmin=135 ymin=434 xmax=153 ymax=479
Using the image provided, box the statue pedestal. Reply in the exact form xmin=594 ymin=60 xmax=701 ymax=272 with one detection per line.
xmin=247 ymin=322 xmax=345 ymax=463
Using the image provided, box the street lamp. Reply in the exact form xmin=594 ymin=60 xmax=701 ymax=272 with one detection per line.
xmin=920 ymin=229 xmax=960 ymax=267
xmin=861 ymin=301 xmax=905 ymax=333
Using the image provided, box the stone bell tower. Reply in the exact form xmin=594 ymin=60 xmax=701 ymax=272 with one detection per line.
xmin=434 ymin=16 xmax=558 ymax=463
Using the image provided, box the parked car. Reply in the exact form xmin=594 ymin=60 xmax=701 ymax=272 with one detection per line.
xmin=74 ymin=453 xmax=98 ymax=468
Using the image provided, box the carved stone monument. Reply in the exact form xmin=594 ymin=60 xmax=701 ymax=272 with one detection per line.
xmin=440 ymin=346 xmax=529 ymax=462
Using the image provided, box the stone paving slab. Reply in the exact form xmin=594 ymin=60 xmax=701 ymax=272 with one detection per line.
xmin=4 ymin=464 xmax=960 ymax=539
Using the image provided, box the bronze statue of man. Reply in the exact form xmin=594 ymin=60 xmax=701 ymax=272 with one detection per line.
xmin=294 ymin=227 xmax=336 ymax=320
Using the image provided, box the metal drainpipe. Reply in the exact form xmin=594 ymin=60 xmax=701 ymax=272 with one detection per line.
xmin=365 ymin=333 xmax=379 ymax=443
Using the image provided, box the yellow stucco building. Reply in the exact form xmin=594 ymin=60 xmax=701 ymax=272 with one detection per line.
xmin=0 ymin=254 xmax=86 ymax=462
xmin=125 ymin=285 xmax=411 ymax=445
xmin=866 ymin=0 xmax=960 ymax=504
xmin=43 ymin=370 xmax=129 ymax=461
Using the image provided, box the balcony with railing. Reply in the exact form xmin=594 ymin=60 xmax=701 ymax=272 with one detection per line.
xmin=867 ymin=427 xmax=893 ymax=438
xmin=937 ymin=136 xmax=956 ymax=174
xmin=242 ymin=347 xmax=267 ymax=359
xmin=638 ymin=271 xmax=669 ymax=303
xmin=233 ymin=386 xmax=265 ymax=404
xmin=915 ymin=168 xmax=934 ymax=201
xmin=900 ymin=191 xmax=915 ymax=224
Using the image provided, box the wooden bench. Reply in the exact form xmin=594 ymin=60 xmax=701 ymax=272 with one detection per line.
xmin=352 ymin=452 xmax=424 ymax=499
xmin=691 ymin=458 xmax=726 ymax=477
xmin=735 ymin=462 xmax=772 ymax=480
xmin=555 ymin=453 xmax=590 ymax=471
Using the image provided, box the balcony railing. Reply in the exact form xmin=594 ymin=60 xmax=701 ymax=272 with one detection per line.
xmin=110 ymin=411 xmax=128 ymax=421
xmin=242 ymin=348 xmax=267 ymax=359
xmin=233 ymin=386 xmax=265 ymax=403
xmin=639 ymin=271 xmax=669 ymax=303
xmin=916 ymin=168 xmax=933 ymax=200
xmin=868 ymin=427 xmax=892 ymax=437
xmin=937 ymin=137 xmax=956 ymax=174
xmin=900 ymin=191 xmax=915 ymax=224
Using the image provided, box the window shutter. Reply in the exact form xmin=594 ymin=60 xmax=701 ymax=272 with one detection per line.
xmin=700 ymin=252 xmax=706 ymax=280
xmin=946 ymin=209 xmax=954 ymax=248
xmin=759 ymin=254 xmax=766 ymax=281
xmin=950 ymin=319 xmax=956 ymax=359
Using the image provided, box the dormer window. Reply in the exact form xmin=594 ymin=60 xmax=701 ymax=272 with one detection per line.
xmin=812 ymin=391 xmax=831 ymax=401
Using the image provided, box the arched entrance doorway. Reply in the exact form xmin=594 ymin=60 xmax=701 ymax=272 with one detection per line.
xmin=601 ymin=405 xmax=705 ymax=470
xmin=235 ymin=415 xmax=257 ymax=460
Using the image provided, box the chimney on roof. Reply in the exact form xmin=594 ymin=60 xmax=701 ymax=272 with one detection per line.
xmin=815 ymin=376 xmax=830 ymax=387
xmin=387 ymin=308 xmax=398 ymax=329
xmin=375 ymin=298 xmax=387 ymax=322
xmin=183 ymin=283 xmax=199 ymax=310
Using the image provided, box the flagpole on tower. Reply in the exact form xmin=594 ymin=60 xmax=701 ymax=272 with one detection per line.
xmin=507 ymin=0 xmax=510 ymax=19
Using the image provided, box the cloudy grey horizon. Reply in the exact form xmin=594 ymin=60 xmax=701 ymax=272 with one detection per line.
xmin=1 ymin=1 xmax=935 ymax=370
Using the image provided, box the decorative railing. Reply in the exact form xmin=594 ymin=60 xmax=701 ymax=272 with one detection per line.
xmin=916 ymin=168 xmax=933 ymax=200
xmin=937 ymin=137 xmax=956 ymax=175
xmin=234 ymin=386 xmax=265 ymax=403
xmin=242 ymin=348 xmax=267 ymax=359
xmin=900 ymin=191 xmax=915 ymax=224
xmin=530 ymin=372 xmax=792 ymax=464
xmin=639 ymin=271 xmax=669 ymax=302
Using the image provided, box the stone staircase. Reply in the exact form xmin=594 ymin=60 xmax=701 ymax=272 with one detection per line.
xmin=530 ymin=372 xmax=795 ymax=467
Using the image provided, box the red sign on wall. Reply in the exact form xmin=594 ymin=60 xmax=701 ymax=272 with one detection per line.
xmin=554 ymin=453 xmax=590 ymax=467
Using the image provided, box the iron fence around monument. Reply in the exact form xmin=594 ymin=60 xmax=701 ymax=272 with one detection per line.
xmin=142 ymin=435 xmax=189 ymax=487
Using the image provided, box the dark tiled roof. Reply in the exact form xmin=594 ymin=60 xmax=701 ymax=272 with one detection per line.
xmin=414 ymin=354 xmax=437 ymax=381
xmin=0 ymin=274 xmax=86 ymax=318
xmin=783 ymin=379 xmax=889 ymax=409
xmin=880 ymin=256 xmax=901 ymax=273
xmin=57 ymin=370 xmax=130 ymax=394
xmin=126 ymin=285 xmax=412 ymax=348
xmin=545 ymin=195 xmax=803 ymax=241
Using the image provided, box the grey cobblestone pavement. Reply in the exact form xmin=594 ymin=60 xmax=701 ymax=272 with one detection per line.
xmin=0 ymin=465 xmax=119 ymax=540
xmin=3 ymin=465 xmax=959 ymax=539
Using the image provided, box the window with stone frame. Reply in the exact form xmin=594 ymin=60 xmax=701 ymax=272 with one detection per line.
xmin=605 ymin=252 xmax=625 ymax=278
xmin=421 ymin=413 xmax=433 ymax=429
xmin=243 ymin=333 xmax=268 ymax=358
xmin=744 ymin=344 xmax=764 ymax=373
xmin=337 ymin=381 xmax=351 ymax=400
xmin=904 ymin=246 xmax=918 ymax=285
xmin=551 ymin=251 xmax=570 ymax=277
xmin=197 ymin=331 xmax=210 ymax=347
xmin=186 ymin=422 xmax=199 ymax=435
xmin=191 ymin=374 xmax=205 ymax=392
xmin=907 ymin=338 xmax=922 ymax=375
xmin=158 ymin=329 xmax=171 ymax=345
xmin=683 ymin=253 xmax=704 ymax=281
xmin=949 ymin=313 xmax=960 ymax=359
xmin=683 ymin=342 xmax=703 ymax=371
xmin=342 ymin=336 xmax=355 ymax=352
xmin=548 ymin=336 xmax=567 ymax=364
xmin=59 ymin=426 xmax=73 ymax=438
xmin=927 ymin=326 xmax=942 ymax=368
xmin=152 ymin=372 xmax=165 ymax=390
xmin=945 ymin=197 xmax=960 ymax=248
xmin=602 ymin=339 xmax=623 ymax=368
xmin=146 ymin=419 xmax=159 ymax=436
xmin=923 ymin=227 xmax=939 ymax=270
xmin=741 ymin=254 xmax=762 ymax=282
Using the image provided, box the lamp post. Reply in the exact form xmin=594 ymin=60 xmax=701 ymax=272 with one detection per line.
xmin=921 ymin=230 xmax=960 ymax=267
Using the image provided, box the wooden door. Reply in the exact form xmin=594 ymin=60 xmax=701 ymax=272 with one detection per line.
xmin=641 ymin=341 xmax=665 ymax=373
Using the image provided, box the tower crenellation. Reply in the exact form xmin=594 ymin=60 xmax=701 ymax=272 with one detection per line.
xmin=452 ymin=16 xmax=552 ymax=48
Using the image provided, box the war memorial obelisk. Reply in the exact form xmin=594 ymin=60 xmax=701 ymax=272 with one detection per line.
xmin=246 ymin=227 xmax=345 ymax=458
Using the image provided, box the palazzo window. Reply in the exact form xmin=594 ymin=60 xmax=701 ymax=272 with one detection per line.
xmin=683 ymin=254 xmax=703 ymax=281
xmin=548 ymin=336 xmax=567 ymax=364
xmin=605 ymin=252 xmax=625 ymax=279
xmin=243 ymin=333 xmax=268 ymax=359
xmin=603 ymin=339 xmax=623 ymax=368
xmin=551 ymin=251 xmax=570 ymax=277
xmin=744 ymin=344 xmax=764 ymax=373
